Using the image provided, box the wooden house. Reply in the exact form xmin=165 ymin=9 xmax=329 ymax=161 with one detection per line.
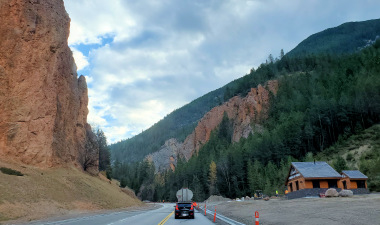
xmin=338 ymin=170 xmax=368 ymax=189
xmin=285 ymin=162 xmax=342 ymax=193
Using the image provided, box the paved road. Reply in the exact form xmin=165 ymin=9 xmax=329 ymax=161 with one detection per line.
xmin=24 ymin=204 xmax=215 ymax=225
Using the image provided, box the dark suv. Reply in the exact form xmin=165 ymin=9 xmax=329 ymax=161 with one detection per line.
xmin=175 ymin=202 xmax=194 ymax=219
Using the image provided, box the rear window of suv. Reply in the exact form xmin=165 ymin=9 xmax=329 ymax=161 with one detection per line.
xmin=177 ymin=203 xmax=192 ymax=207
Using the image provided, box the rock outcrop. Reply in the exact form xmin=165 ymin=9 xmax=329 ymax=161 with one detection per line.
xmin=0 ymin=0 xmax=98 ymax=172
xmin=146 ymin=139 xmax=182 ymax=172
xmin=148 ymin=81 xmax=278 ymax=172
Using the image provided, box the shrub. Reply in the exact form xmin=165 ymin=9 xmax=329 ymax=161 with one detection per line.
xmin=120 ymin=178 xmax=127 ymax=188
xmin=346 ymin=153 xmax=354 ymax=161
xmin=0 ymin=167 xmax=23 ymax=176
xmin=106 ymin=166 xmax=112 ymax=180
xmin=333 ymin=156 xmax=348 ymax=173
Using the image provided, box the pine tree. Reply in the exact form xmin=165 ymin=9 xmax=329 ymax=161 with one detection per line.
xmin=97 ymin=129 xmax=111 ymax=171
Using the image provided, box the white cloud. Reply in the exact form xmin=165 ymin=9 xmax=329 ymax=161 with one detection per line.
xmin=64 ymin=0 xmax=137 ymax=46
xmin=64 ymin=0 xmax=380 ymax=143
xmin=70 ymin=47 xmax=89 ymax=71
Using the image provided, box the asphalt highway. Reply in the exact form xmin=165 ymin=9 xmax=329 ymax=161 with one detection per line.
xmin=25 ymin=203 xmax=215 ymax=225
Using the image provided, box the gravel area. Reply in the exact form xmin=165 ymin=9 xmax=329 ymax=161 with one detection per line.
xmin=203 ymin=193 xmax=380 ymax=225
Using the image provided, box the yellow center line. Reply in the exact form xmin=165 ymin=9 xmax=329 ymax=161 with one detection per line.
xmin=158 ymin=211 xmax=174 ymax=225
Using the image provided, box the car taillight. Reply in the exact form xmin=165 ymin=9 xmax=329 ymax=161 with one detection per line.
xmin=190 ymin=204 xmax=193 ymax=210
xmin=176 ymin=205 xmax=179 ymax=210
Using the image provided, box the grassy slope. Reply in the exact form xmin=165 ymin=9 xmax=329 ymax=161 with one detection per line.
xmin=0 ymin=160 xmax=142 ymax=223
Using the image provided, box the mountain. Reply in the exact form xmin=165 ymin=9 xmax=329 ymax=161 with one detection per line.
xmin=287 ymin=18 xmax=380 ymax=57
xmin=0 ymin=0 xmax=98 ymax=173
xmin=110 ymin=19 xmax=380 ymax=166
xmin=145 ymin=39 xmax=380 ymax=201
xmin=111 ymin=18 xmax=380 ymax=200
xmin=110 ymin=83 xmax=227 ymax=163
xmin=147 ymin=81 xmax=278 ymax=172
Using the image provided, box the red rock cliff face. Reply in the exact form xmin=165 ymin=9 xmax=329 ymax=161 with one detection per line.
xmin=0 ymin=0 xmax=98 ymax=172
xmin=181 ymin=80 xmax=278 ymax=159
xmin=148 ymin=81 xmax=278 ymax=172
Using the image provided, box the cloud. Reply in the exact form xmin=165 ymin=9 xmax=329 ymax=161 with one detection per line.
xmin=71 ymin=47 xmax=89 ymax=71
xmin=64 ymin=0 xmax=380 ymax=143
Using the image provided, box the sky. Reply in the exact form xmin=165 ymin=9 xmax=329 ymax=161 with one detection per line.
xmin=63 ymin=0 xmax=380 ymax=144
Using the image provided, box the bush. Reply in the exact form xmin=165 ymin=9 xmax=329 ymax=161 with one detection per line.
xmin=333 ymin=156 xmax=348 ymax=173
xmin=346 ymin=153 xmax=354 ymax=161
xmin=106 ymin=166 xmax=112 ymax=180
xmin=0 ymin=167 xmax=23 ymax=176
xmin=120 ymin=178 xmax=127 ymax=188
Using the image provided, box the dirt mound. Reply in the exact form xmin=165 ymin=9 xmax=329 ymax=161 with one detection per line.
xmin=206 ymin=195 xmax=231 ymax=203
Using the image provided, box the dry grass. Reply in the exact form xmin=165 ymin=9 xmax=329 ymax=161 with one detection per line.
xmin=0 ymin=160 xmax=142 ymax=223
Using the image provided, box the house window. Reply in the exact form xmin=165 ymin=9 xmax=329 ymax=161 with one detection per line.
xmin=289 ymin=183 xmax=293 ymax=192
xmin=328 ymin=180 xmax=337 ymax=188
xmin=312 ymin=180 xmax=320 ymax=188
xmin=295 ymin=181 xmax=299 ymax=190
xmin=357 ymin=180 xmax=366 ymax=188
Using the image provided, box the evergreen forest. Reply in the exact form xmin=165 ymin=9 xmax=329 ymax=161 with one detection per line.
xmin=111 ymin=39 xmax=380 ymax=201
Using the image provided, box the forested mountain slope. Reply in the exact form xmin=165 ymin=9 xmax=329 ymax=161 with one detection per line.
xmin=113 ymin=39 xmax=380 ymax=201
xmin=110 ymin=18 xmax=380 ymax=168
xmin=110 ymin=87 xmax=226 ymax=163
xmin=287 ymin=18 xmax=380 ymax=57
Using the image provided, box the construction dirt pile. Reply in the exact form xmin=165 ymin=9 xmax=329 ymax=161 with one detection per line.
xmin=206 ymin=195 xmax=232 ymax=203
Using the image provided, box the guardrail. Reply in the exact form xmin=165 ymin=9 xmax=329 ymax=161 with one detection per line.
xmin=198 ymin=206 xmax=246 ymax=225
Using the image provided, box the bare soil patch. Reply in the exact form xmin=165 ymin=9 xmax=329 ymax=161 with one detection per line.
xmin=206 ymin=194 xmax=380 ymax=225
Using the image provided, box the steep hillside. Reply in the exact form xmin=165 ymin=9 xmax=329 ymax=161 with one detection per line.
xmin=110 ymin=19 xmax=380 ymax=166
xmin=0 ymin=0 xmax=98 ymax=172
xmin=110 ymin=86 xmax=225 ymax=164
xmin=0 ymin=160 xmax=142 ymax=223
xmin=146 ymin=81 xmax=278 ymax=172
xmin=115 ymin=38 xmax=380 ymax=201
xmin=287 ymin=18 xmax=380 ymax=57
xmin=316 ymin=124 xmax=380 ymax=191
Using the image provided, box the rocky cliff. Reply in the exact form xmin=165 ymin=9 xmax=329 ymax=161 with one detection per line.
xmin=0 ymin=0 xmax=98 ymax=172
xmin=147 ymin=81 xmax=278 ymax=172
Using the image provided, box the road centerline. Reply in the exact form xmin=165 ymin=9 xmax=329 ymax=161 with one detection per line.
xmin=158 ymin=211 xmax=174 ymax=225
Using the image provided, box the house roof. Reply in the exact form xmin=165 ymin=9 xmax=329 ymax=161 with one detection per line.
xmin=291 ymin=162 xmax=341 ymax=178
xmin=342 ymin=170 xmax=368 ymax=179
